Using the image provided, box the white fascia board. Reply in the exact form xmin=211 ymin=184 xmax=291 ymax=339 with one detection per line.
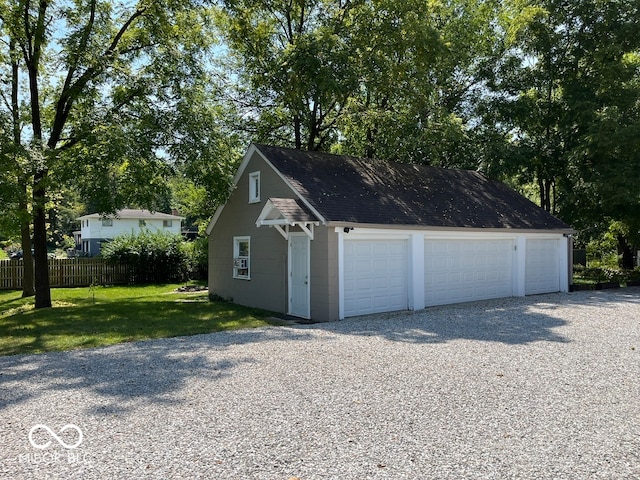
xmin=255 ymin=199 xmax=279 ymax=227
xmin=333 ymin=225 xmax=572 ymax=239
xmin=205 ymin=204 xmax=226 ymax=236
xmin=259 ymin=219 xmax=293 ymax=226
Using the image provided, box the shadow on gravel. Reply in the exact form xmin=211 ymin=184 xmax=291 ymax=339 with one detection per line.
xmin=313 ymin=289 xmax=640 ymax=345
xmin=316 ymin=302 xmax=569 ymax=345
xmin=0 ymin=327 xmax=314 ymax=413
xmin=565 ymin=287 xmax=640 ymax=307
xmin=2 ymin=290 xmax=637 ymax=413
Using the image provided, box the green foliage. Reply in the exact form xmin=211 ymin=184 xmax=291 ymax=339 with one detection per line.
xmin=216 ymin=0 xmax=361 ymax=150
xmin=629 ymin=268 xmax=640 ymax=283
xmin=180 ymin=236 xmax=208 ymax=281
xmin=574 ymin=265 xmax=629 ymax=285
xmin=484 ymin=0 xmax=640 ymax=232
xmin=101 ymin=231 xmax=188 ymax=284
xmin=217 ymin=0 xmax=505 ymax=164
xmin=338 ymin=0 xmax=504 ymax=166
xmin=583 ymin=220 xmax=637 ymax=269
xmin=59 ymin=235 xmax=76 ymax=251
xmin=0 ymin=0 xmax=230 ymax=307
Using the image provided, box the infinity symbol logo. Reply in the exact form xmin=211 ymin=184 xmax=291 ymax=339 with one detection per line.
xmin=28 ymin=424 xmax=83 ymax=450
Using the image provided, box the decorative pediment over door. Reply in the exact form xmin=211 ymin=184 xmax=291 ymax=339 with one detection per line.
xmin=255 ymin=198 xmax=319 ymax=240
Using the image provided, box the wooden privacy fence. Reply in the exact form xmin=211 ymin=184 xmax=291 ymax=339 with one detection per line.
xmin=0 ymin=258 xmax=130 ymax=290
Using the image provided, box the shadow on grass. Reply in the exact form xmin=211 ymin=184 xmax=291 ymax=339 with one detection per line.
xmin=0 ymin=291 xmax=30 ymax=309
xmin=0 ymin=296 xmax=272 ymax=357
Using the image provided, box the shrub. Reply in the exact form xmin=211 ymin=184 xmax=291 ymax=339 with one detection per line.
xmin=628 ymin=267 xmax=640 ymax=283
xmin=578 ymin=266 xmax=627 ymax=284
xmin=180 ymin=236 xmax=208 ymax=280
xmin=59 ymin=235 xmax=76 ymax=250
xmin=101 ymin=230 xmax=188 ymax=284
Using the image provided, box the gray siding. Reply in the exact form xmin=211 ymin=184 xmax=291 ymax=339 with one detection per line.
xmin=209 ymin=151 xmax=303 ymax=314
xmin=309 ymin=226 xmax=339 ymax=321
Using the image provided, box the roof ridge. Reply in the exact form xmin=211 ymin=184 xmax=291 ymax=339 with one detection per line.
xmin=255 ymin=144 xmax=571 ymax=231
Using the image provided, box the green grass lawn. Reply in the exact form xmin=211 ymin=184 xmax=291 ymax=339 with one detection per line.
xmin=0 ymin=284 xmax=275 ymax=357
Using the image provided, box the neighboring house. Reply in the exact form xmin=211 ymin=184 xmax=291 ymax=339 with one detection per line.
xmin=207 ymin=144 xmax=574 ymax=322
xmin=77 ymin=209 xmax=184 ymax=256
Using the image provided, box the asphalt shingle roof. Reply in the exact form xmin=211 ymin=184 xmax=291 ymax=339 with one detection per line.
xmin=256 ymin=144 xmax=571 ymax=230
xmin=79 ymin=209 xmax=183 ymax=220
xmin=267 ymin=198 xmax=318 ymax=224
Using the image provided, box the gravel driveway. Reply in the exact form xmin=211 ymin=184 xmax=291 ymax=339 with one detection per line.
xmin=2 ymin=289 xmax=640 ymax=479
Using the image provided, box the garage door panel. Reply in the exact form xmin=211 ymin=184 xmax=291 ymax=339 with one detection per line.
xmin=344 ymin=239 xmax=408 ymax=317
xmin=525 ymin=239 xmax=560 ymax=295
xmin=425 ymin=238 xmax=514 ymax=307
xmin=344 ymin=240 xmax=408 ymax=317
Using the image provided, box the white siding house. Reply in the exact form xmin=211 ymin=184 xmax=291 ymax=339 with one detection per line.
xmin=77 ymin=209 xmax=184 ymax=256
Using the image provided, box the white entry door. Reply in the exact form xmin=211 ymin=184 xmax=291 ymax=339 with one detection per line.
xmin=289 ymin=234 xmax=310 ymax=318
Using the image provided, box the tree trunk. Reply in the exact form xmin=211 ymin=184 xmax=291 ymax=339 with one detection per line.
xmin=617 ymin=234 xmax=634 ymax=270
xmin=537 ymin=175 xmax=553 ymax=212
xmin=294 ymin=114 xmax=302 ymax=149
xmin=33 ymin=171 xmax=51 ymax=308
xmin=19 ymin=192 xmax=35 ymax=298
xmin=365 ymin=126 xmax=376 ymax=159
xmin=10 ymin=39 xmax=34 ymax=297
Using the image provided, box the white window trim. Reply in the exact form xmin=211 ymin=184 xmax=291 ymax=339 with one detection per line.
xmin=233 ymin=236 xmax=251 ymax=280
xmin=249 ymin=171 xmax=260 ymax=203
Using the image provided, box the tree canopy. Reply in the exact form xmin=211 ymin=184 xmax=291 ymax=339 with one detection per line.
xmin=0 ymin=0 xmax=232 ymax=306
xmin=1 ymin=0 xmax=639 ymax=304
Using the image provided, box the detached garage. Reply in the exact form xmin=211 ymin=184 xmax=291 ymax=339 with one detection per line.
xmin=208 ymin=144 xmax=574 ymax=322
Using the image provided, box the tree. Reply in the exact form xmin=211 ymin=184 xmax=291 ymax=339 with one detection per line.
xmin=0 ymin=35 xmax=34 ymax=296
xmin=337 ymin=0 xmax=505 ymax=165
xmin=167 ymin=85 xmax=245 ymax=225
xmin=217 ymin=0 xmax=505 ymax=166
xmin=484 ymin=0 xmax=640 ymax=266
xmin=561 ymin=0 xmax=640 ymax=267
xmin=216 ymin=0 xmax=360 ymax=151
xmin=0 ymin=0 xmax=221 ymax=307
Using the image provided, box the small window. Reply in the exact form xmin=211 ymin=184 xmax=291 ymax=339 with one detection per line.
xmin=163 ymin=220 xmax=173 ymax=228
xmin=139 ymin=220 xmax=147 ymax=227
xmin=233 ymin=236 xmax=250 ymax=279
xmin=249 ymin=171 xmax=260 ymax=203
xmin=101 ymin=219 xmax=113 ymax=227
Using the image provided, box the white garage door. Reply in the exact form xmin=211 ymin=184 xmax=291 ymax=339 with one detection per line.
xmin=425 ymin=239 xmax=514 ymax=307
xmin=344 ymin=240 xmax=408 ymax=317
xmin=525 ymin=239 xmax=560 ymax=295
